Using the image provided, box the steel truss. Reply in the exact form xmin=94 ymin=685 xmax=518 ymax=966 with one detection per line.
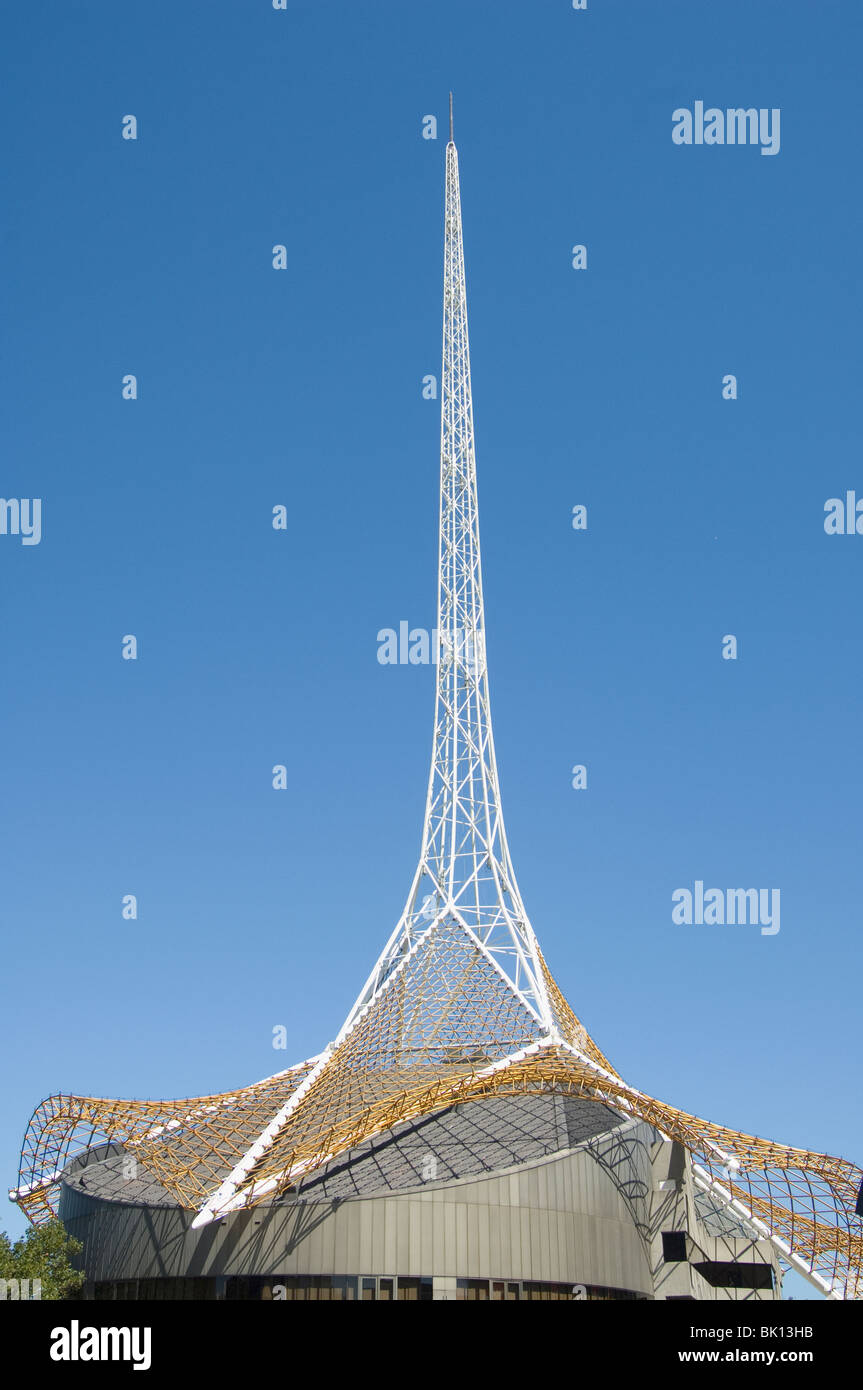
xmin=11 ymin=115 xmax=862 ymax=1301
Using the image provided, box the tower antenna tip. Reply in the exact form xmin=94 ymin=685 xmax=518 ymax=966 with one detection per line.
xmin=449 ymin=92 xmax=453 ymax=143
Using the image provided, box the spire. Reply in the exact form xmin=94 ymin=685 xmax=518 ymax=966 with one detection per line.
xmin=342 ymin=110 xmax=558 ymax=1032
xmin=449 ymin=91 xmax=454 ymax=144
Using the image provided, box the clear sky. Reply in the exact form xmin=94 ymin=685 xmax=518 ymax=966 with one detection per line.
xmin=2 ymin=2 xmax=860 ymax=1298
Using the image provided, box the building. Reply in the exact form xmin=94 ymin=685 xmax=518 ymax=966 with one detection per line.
xmin=9 ymin=104 xmax=862 ymax=1301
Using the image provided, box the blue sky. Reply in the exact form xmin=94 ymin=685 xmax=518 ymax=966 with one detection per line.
xmin=2 ymin=2 xmax=860 ymax=1297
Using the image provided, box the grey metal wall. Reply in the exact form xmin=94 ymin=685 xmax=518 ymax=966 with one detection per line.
xmin=59 ymin=1118 xmax=656 ymax=1295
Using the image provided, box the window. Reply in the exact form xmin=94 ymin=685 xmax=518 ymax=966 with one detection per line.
xmin=693 ymin=1261 xmax=773 ymax=1290
xmin=662 ymin=1231 xmax=688 ymax=1263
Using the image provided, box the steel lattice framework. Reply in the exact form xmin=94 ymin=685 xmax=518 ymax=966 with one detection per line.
xmin=10 ymin=109 xmax=863 ymax=1301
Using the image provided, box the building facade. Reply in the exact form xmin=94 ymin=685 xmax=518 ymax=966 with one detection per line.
xmin=60 ymin=1097 xmax=781 ymax=1300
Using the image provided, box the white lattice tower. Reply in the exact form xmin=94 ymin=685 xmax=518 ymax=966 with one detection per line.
xmin=345 ymin=101 xmax=554 ymax=1032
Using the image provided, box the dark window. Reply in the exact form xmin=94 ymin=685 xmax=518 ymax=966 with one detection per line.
xmin=694 ymin=1261 xmax=773 ymax=1290
xmin=456 ymin=1279 xmax=489 ymax=1301
xmin=662 ymin=1231 xmax=688 ymax=1263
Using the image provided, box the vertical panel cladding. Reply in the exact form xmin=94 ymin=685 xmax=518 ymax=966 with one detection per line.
xmin=359 ymin=1196 xmax=377 ymax=1273
xmin=296 ymin=1200 xmax=329 ymax=1273
xmin=499 ymin=1199 xmax=514 ymax=1274
xmin=508 ymin=1197 xmax=524 ymax=1275
xmin=536 ymin=1160 xmax=549 ymax=1215
xmin=476 ymin=1198 xmax=491 ymax=1274
xmin=548 ymin=1207 xmax=564 ymax=1281
xmin=488 ymin=1194 xmax=503 ymax=1274
xmin=58 ymin=1121 xmax=656 ymax=1293
xmin=593 ymin=1217 xmax=612 ymax=1288
xmin=395 ymin=1198 xmax=410 ymax=1273
xmin=333 ymin=1204 xmax=349 ymax=1276
xmin=464 ymin=1200 xmax=478 ymax=1280
xmin=321 ymin=1200 xmax=339 ymax=1273
xmin=442 ymin=1201 xmax=458 ymax=1276
xmin=416 ymin=1200 xmax=433 ymax=1273
xmin=407 ymin=1199 xmax=422 ymax=1275
xmin=570 ymin=1149 xmax=586 ymax=1214
xmin=455 ymin=1195 xmax=468 ymax=1274
xmin=563 ymin=1201 xmax=578 ymax=1279
xmin=466 ymin=1175 xmax=487 ymax=1208
xmin=383 ymin=1199 xmax=398 ymax=1274
xmin=519 ymin=1205 xmax=534 ymax=1281
xmin=307 ymin=1211 xmax=330 ymax=1276
xmin=608 ymin=1221 xmax=626 ymax=1289
xmin=345 ymin=1199 xmax=363 ymax=1275
xmin=272 ymin=1215 xmax=292 ymax=1276
xmin=430 ymin=1190 xmax=446 ymax=1271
